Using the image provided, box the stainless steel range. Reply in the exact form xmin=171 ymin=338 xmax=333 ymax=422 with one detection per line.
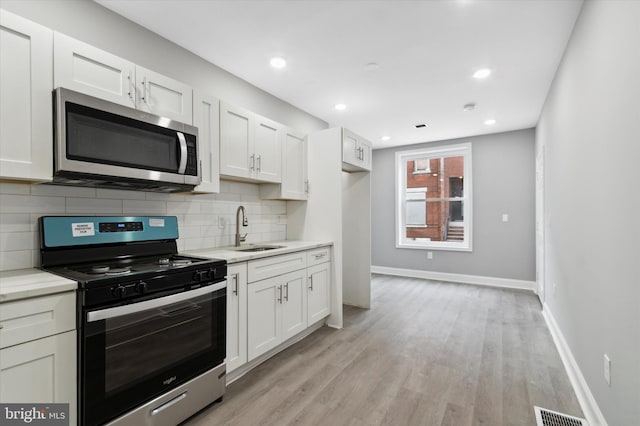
xmin=39 ymin=216 xmax=226 ymax=426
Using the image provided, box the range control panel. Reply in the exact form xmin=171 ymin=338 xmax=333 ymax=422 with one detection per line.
xmin=99 ymin=221 xmax=144 ymax=233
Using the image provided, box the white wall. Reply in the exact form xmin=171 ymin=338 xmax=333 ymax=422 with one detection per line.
xmin=537 ymin=1 xmax=640 ymax=425
xmin=372 ymin=129 xmax=536 ymax=283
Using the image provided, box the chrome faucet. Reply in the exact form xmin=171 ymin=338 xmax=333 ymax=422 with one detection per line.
xmin=235 ymin=205 xmax=248 ymax=247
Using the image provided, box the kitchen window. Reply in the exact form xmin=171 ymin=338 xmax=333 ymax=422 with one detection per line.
xmin=396 ymin=143 xmax=472 ymax=251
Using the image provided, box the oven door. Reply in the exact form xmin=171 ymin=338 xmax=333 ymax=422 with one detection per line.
xmin=81 ymin=282 xmax=226 ymax=426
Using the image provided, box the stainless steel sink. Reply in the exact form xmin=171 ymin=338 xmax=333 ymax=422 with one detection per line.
xmin=236 ymin=245 xmax=285 ymax=252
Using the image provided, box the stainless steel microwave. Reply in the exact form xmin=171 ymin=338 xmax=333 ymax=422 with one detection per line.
xmin=53 ymin=87 xmax=201 ymax=192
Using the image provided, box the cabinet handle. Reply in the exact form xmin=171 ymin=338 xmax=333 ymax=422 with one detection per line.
xmin=232 ymin=273 xmax=239 ymax=295
xmin=314 ymin=253 xmax=326 ymax=260
xmin=284 ymin=283 xmax=289 ymax=302
xmin=304 ymin=180 xmax=309 ymax=194
xmin=256 ymin=155 xmax=262 ymax=172
xmin=127 ymin=71 xmax=134 ymax=102
xmin=141 ymin=77 xmax=148 ymax=104
xmin=249 ymin=154 xmax=255 ymax=171
xmin=277 ymin=285 xmax=282 ymax=303
xmin=309 ymin=275 xmax=314 ymax=291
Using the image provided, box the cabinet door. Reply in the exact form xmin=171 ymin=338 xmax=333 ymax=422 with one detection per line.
xmin=226 ymin=263 xmax=247 ymax=372
xmin=193 ymin=92 xmax=220 ymax=193
xmin=342 ymin=129 xmax=360 ymax=167
xmin=281 ymin=128 xmax=308 ymax=200
xmin=253 ymin=116 xmax=281 ymax=183
xmin=281 ymin=270 xmax=307 ymax=340
xmin=359 ymin=138 xmax=373 ymax=171
xmin=247 ymin=276 xmax=282 ymax=361
xmin=0 ymin=330 xmax=77 ymax=426
xmin=0 ymin=10 xmax=53 ymax=182
xmin=53 ymin=31 xmax=135 ymax=107
xmin=307 ymin=262 xmax=331 ymax=325
xmin=220 ymin=101 xmax=253 ymax=179
xmin=136 ymin=65 xmax=193 ymax=124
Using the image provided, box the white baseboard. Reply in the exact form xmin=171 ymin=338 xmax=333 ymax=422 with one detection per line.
xmin=371 ymin=265 xmax=536 ymax=292
xmin=542 ymin=304 xmax=608 ymax=426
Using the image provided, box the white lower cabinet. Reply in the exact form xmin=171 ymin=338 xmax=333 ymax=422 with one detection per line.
xmin=247 ymin=275 xmax=282 ymax=360
xmin=0 ymin=291 xmax=77 ymax=425
xmin=226 ymin=262 xmax=247 ymax=372
xmin=0 ymin=331 xmax=77 ymax=425
xmin=307 ymin=262 xmax=331 ymax=325
xmin=247 ymin=269 xmax=307 ymax=361
xmin=233 ymin=245 xmax=332 ymax=368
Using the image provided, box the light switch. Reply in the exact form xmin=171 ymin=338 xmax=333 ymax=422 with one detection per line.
xmin=502 ymin=214 xmax=509 ymax=222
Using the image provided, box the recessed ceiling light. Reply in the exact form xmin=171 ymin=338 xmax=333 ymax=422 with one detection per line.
xmin=415 ymin=123 xmax=427 ymax=129
xmin=473 ymin=68 xmax=492 ymax=79
xmin=463 ymin=102 xmax=476 ymax=111
xmin=381 ymin=136 xmax=390 ymax=141
xmin=484 ymin=119 xmax=497 ymax=125
xmin=364 ymin=62 xmax=380 ymax=71
xmin=269 ymin=57 xmax=287 ymax=69
xmin=334 ymin=103 xmax=347 ymax=111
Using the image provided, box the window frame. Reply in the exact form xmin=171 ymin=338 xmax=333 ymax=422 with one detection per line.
xmin=395 ymin=143 xmax=472 ymax=251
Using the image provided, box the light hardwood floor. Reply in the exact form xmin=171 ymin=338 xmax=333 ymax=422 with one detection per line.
xmin=188 ymin=274 xmax=583 ymax=426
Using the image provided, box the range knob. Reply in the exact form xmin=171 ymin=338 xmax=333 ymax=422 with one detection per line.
xmin=193 ymin=270 xmax=210 ymax=282
xmin=136 ymin=280 xmax=147 ymax=294
xmin=112 ymin=285 xmax=127 ymax=299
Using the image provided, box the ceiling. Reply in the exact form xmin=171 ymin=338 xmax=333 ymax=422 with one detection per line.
xmin=96 ymin=0 xmax=583 ymax=149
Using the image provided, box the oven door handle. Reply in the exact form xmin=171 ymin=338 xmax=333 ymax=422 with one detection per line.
xmin=87 ymin=282 xmax=226 ymax=322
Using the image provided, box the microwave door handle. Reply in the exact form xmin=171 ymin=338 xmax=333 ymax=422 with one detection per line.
xmin=177 ymin=131 xmax=188 ymax=174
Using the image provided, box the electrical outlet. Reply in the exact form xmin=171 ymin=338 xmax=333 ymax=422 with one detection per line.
xmin=427 ymin=251 xmax=433 ymax=260
xmin=218 ymin=216 xmax=226 ymax=229
xmin=604 ymin=354 xmax=611 ymax=386
xmin=502 ymin=213 xmax=509 ymax=222
xmin=553 ymin=282 xmax=557 ymax=295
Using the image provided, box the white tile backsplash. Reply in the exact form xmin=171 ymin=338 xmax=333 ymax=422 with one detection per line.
xmin=0 ymin=181 xmax=287 ymax=271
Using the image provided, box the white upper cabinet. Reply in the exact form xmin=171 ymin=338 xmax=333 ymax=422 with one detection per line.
xmin=220 ymin=101 xmax=253 ymax=179
xmin=342 ymin=128 xmax=372 ymax=172
xmin=136 ymin=65 xmax=193 ymax=124
xmin=54 ymin=32 xmax=192 ymax=123
xmin=192 ymin=92 xmax=220 ymax=193
xmin=253 ymin=116 xmax=282 ymax=183
xmin=261 ymin=127 xmax=308 ymax=200
xmin=220 ymin=101 xmax=283 ymax=184
xmin=0 ymin=10 xmax=53 ymax=182
xmin=54 ymin=32 xmax=135 ymax=108
xmin=281 ymin=128 xmax=308 ymax=200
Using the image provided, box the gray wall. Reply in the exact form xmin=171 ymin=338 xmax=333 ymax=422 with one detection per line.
xmin=372 ymin=129 xmax=535 ymax=281
xmin=1 ymin=0 xmax=327 ymax=133
xmin=537 ymin=1 xmax=640 ymax=424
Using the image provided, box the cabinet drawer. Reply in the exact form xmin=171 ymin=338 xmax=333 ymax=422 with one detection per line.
xmin=248 ymin=252 xmax=307 ymax=283
xmin=0 ymin=292 xmax=75 ymax=349
xmin=307 ymin=246 xmax=331 ymax=267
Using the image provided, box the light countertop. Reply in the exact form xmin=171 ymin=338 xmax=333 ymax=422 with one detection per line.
xmin=185 ymin=240 xmax=333 ymax=264
xmin=0 ymin=240 xmax=332 ymax=302
xmin=0 ymin=268 xmax=77 ymax=303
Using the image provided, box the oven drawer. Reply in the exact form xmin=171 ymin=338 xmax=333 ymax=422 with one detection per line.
xmin=247 ymin=252 xmax=307 ymax=283
xmin=0 ymin=291 xmax=75 ymax=349
xmin=306 ymin=246 xmax=331 ymax=267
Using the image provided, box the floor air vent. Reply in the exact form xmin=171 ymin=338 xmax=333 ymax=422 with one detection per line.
xmin=534 ymin=406 xmax=589 ymax=426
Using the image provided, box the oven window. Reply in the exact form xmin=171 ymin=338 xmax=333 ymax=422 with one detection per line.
xmin=103 ymin=294 xmax=212 ymax=393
